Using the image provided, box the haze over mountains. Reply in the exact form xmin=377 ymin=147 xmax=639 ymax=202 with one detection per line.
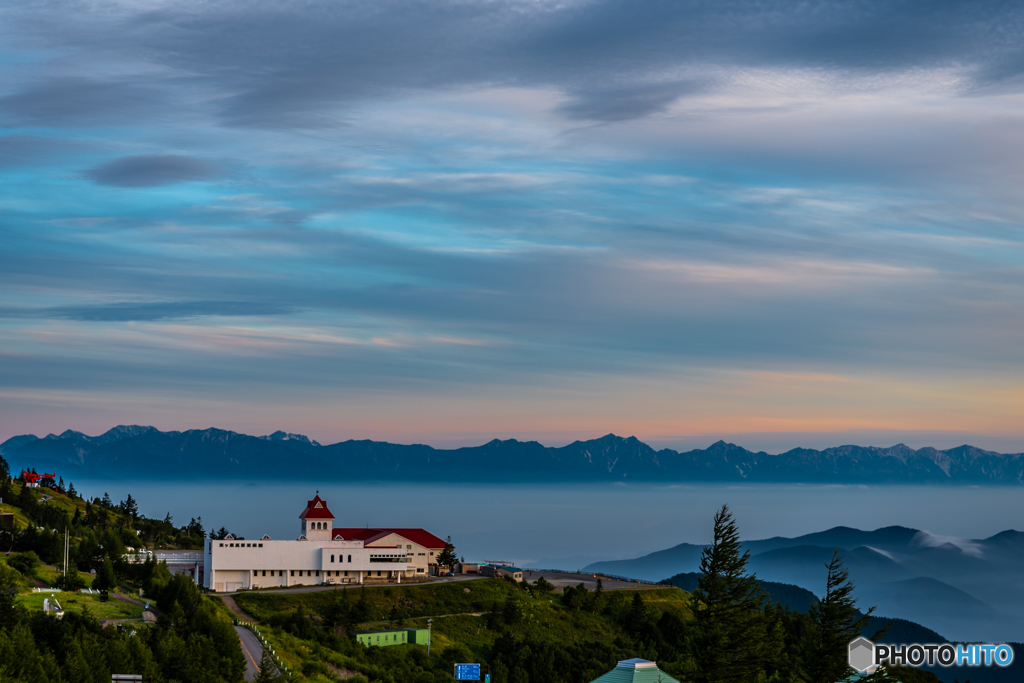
xmin=584 ymin=525 xmax=1024 ymax=643
xmin=4 ymin=425 xmax=1024 ymax=483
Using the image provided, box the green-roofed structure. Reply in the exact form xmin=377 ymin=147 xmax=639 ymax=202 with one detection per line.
xmin=588 ymin=659 xmax=679 ymax=683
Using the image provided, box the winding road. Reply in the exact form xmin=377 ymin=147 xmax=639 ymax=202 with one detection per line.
xmin=235 ymin=625 xmax=264 ymax=682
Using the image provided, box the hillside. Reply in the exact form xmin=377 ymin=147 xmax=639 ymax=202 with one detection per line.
xmin=586 ymin=525 xmax=1024 ymax=643
xmin=230 ymin=578 xmax=949 ymax=683
xmin=5 ymin=426 xmax=1024 ymax=484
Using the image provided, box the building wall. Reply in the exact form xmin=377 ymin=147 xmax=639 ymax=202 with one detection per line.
xmin=366 ymin=532 xmax=436 ymax=577
xmin=302 ymin=517 xmax=333 ymax=542
xmin=203 ymin=538 xmax=409 ymax=591
xmin=356 ymin=629 xmax=430 ymax=648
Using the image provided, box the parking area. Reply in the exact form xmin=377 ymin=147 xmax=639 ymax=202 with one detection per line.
xmin=520 ymin=570 xmax=663 ymax=592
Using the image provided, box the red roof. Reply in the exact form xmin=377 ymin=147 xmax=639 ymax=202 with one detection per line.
xmin=332 ymin=527 xmax=446 ymax=549
xmin=298 ymin=494 xmax=335 ymax=520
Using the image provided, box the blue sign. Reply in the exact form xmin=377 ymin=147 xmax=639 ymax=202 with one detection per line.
xmin=454 ymin=663 xmax=481 ymax=681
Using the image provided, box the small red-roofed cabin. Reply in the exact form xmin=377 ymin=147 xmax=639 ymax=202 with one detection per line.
xmin=299 ymin=493 xmax=335 ymax=542
xmin=333 ymin=527 xmax=446 ymax=576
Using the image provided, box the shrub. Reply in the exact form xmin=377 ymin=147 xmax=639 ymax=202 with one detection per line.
xmin=7 ymin=551 xmax=41 ymax=578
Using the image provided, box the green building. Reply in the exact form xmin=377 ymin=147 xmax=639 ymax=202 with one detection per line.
xmin=588 ymin=659 xmax=679 ymax=683
xmin=356 ymin=628 xmax=430 ymax=648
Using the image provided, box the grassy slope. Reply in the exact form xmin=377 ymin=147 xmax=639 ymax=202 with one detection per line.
xmin=1 ymin=482 xmax=127 ymax=596
xmin=1 ymin=480 xmax=99 ymax=528
xmin=16 ymin=590 xmax=145 ymax=620
xmin=234 ymin=580 xmax=693 ymax=681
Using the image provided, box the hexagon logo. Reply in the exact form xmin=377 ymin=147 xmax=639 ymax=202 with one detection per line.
xmin=848 ymin=637 xmax=875 ymax=673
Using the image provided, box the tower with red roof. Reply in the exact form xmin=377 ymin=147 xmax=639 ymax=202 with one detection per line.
xmin=298 ymin=493 xmax=335 ymax=542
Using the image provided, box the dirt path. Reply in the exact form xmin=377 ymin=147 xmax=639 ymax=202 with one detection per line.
xmin=221 ymin=594 xmax=259 ymax=623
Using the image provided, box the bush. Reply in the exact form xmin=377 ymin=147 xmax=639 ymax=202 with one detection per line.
xmin=301 ymin=660 xmax=331 ymax=677
xmin=534 ymin=576 xmax=555 ymax=593
xmin=7 ymin=551 xmax=41 ymax=578
xmin=54 ymin=566 xmax=86 ymax=591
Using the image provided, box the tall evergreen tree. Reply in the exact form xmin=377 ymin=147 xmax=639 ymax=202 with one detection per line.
xmin=253 ymin=644 xmax=282 ymax=682
xmin=436 ymin=536 xmax=458 ymax=573
xmin=691 ymin=504 xmax=771 ymax=683
xmin=808 ymin=549 xmax=880 ymax=683
xmin=94 ymin=554 xmax=117 ymax=591
xmin=121 ymin=493 xmax=139 ymax=521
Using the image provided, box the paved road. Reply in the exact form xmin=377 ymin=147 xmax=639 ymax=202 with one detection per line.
xmin=235 ymin=625 xmax=263 ymax=682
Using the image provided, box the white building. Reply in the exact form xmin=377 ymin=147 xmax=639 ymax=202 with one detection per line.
xmin=203 ymin=494 xmax=447 ymax=592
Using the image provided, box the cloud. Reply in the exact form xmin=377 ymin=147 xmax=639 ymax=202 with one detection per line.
xmin=84 ymin=155 xmax=218 ymax=187
xmin=1 ymin=0 xmax=1024 ymax=440
xmin=911 ymin=531 xmax=984 ymax=558
xmin=557 ymin=80 xmax=707 ymax=122
xmin=0 ymin=301 xmax=294 ymax=322
xmin=0 ymin=135 xmax=91 ymax=168
xmin=0 ymin=77 xmax=164 ymax=127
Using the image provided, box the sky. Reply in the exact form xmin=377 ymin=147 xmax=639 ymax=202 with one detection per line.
xmin=2 ymin=0 xmax=1024 ymax=451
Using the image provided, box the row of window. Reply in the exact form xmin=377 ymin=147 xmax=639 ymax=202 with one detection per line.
xmin=251 ymin=570 xmax=401 ymax=578
xmin=220 ymin=542 xmax=264 ymax=548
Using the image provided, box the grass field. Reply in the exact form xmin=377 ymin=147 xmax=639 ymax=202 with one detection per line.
xmin=16 ymin=590 xmax=146 ymax=621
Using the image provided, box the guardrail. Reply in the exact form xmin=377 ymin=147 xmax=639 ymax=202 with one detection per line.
xmin=235 ymin=619 xmax=292 ymax=681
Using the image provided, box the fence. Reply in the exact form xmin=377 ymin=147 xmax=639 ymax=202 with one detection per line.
xmin=235 ymin=619 xmax=292 ymax=681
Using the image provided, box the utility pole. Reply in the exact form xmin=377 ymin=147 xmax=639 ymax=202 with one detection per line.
xmin=427 ymin=618 xmax=433 ymax=657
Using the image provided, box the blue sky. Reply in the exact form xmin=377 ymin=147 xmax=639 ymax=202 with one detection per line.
xmin=2 ymin=0 xmax=1023 ymax=450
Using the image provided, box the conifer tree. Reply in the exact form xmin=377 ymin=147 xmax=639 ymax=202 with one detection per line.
xmin=95 ymin=554 xmax=117 ymax=592
xmin=253 ymin=644 xmax=281 ymax=682
xmin=436 ymin=536 xmax=458 ymax=574
xmin=691 ymin=504 xmax=771 ymax=683
xmin=808 ymin=549 xmax=880 ymax=683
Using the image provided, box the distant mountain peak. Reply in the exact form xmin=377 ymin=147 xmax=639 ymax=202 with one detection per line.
xmin=3 ymin=426 xmax=1024 ymax=485
xmin=259 ymin=430 xmax=321 ymax=447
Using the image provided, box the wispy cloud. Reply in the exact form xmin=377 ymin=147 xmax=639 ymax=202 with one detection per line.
xmin=1 ymin=0 xmax=1023 ymax=442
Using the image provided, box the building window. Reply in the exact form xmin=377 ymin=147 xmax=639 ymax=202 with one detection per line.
xmin=258 ymin=543 xmax=263 ymax=548
xmin=344 ymin=571 xmax=348 ymax=577
xmin=262 ymin=570 xmax=266 ymax=576
xmin=348 ymin=555 xmax=352 ymax=562
xmin=290 ymin=570 xmax=294 ymax=576
xmin=315 ymin=570 xmax=320 ymax=576
xmin=407 ymin=544 xmax=412 ymax=550
xmin=377 ymin=571 xmax=381 ymax=577
xmin=331 ymin=554 xmax=335 ymax=563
